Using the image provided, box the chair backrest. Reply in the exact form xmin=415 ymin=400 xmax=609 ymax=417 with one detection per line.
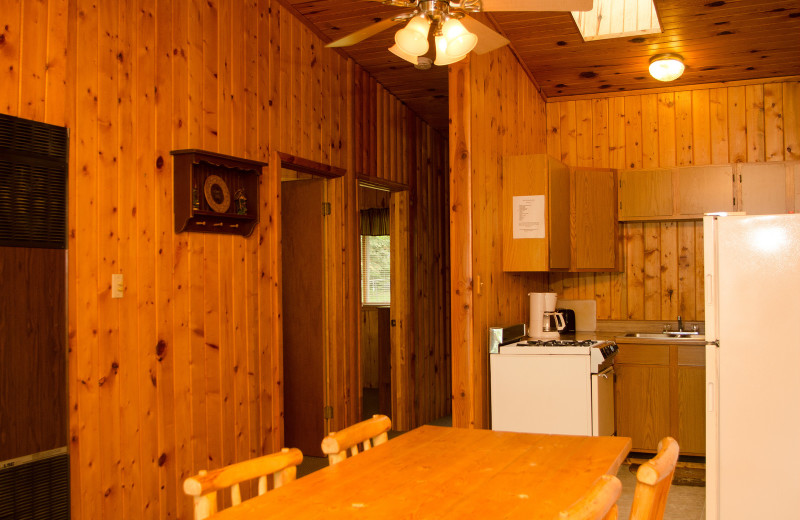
xmin=559 ymin=474 xmax=622 ymax=520
xmin=183 ymin=447 xmax=303 ymax=520
xmin=321 ymin=414 xmax=391 ymax=465
xmin=629 ymin=437 xmax=680 ymax=520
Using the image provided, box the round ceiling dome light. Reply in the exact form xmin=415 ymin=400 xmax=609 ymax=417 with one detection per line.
xmin=649 ymin=53 xmax=685 ymax=82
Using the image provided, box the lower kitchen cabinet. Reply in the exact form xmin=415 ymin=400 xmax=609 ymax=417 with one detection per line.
xmin=677 ymin=366 xmax=706 ymax=454
xmin=614 ymin=343 xmax=706 ymax=456
xmin=615 ymin=363 xmax=670 ymax=451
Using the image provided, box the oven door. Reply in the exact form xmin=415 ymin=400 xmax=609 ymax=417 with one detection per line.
xmin=591 ymin=366 xmax=615 ymax=436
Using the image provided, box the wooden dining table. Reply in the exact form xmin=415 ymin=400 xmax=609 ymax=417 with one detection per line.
xmin=213 ymin=425 xmax=632 ymax=519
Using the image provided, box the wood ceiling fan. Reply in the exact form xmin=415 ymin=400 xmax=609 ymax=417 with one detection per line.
xmin=327 ymin=0 xmax=593 ymax=67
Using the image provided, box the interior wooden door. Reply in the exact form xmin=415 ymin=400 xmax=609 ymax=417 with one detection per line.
xmin=281 ymin=178 xmax=326 ymax=457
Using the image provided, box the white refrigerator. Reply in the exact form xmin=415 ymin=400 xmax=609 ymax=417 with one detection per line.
xmin=704 ymin=214 xmax=800 ymax=519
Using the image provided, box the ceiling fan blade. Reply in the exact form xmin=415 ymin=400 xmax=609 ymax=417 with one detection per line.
xmin=461 ymin=17 xmax=510 ymax=55
xmin=326 ymin=17 xmax=402 ymax=48
xmin=480 ymin=0 xmax=593 ymax=11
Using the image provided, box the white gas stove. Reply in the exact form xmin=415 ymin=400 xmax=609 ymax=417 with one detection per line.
xmin=490 ymin=335 xmax=618 ymax=437
xmin=499 ymin=338 xmax=618 ymax=373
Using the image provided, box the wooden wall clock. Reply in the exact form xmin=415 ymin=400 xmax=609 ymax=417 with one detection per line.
xmin=171 ymin=149 xmax=266 ymax=236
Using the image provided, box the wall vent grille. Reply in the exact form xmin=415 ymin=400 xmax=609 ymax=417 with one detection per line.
xmin=0 ymin=114 xmax=68 ymax=249
xmin=0 ymin=451 xmax=69 ymax=520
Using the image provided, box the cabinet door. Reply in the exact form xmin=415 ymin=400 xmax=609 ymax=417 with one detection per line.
xmin=738 ymin=162 xmax=790 ymax=215
xmin=678 ymin=366 xmax=706 ymax=455
xmin=615 ymin=364 xmax=670 ymax=452
xmin=548 ymin=157 xmax=570 ymax=269
xmin=573 ymin=168 xmax=618 ymax=270
xmin=502 ymin=155 xmax=549 ymax=271
xmin=678 ymin=165 xmax=735 ymax=217
xmin=619 ymin=168 xmax=674 ymax=220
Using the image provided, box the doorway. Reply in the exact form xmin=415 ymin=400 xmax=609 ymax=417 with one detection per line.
xmin=358 ymin=183 xmax=413 ymax=431
xmin=358 ymin=185 xmax=392 ymax=421
xmin=281 ymin=173 xmax=327 ymax=457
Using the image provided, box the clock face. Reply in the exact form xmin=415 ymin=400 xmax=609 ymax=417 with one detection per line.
xmin=203 ymin=174 xmax=231 ymax=213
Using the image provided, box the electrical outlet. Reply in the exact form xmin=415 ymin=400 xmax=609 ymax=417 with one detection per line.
xmin=111 ymin=274 xmax=124 ymax=298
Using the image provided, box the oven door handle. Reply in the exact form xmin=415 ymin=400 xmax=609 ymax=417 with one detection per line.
xmin=597 ymin=366 xmax=614 ymax=378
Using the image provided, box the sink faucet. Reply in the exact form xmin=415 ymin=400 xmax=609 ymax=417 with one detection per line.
xmin=677 ymin=315 xmax=683 ymax=332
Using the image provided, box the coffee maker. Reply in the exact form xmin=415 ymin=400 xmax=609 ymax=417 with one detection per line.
xmin=528 ymin=292 xmax=566 ymax=339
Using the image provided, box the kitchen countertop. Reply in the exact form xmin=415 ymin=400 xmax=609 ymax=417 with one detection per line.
xmin=556 ymin=320 xmax=707 ymax=346
xmin=612 ymin=334 xmax=706 ymax=346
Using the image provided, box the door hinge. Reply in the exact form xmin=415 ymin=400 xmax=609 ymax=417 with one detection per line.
xmin=322 ymin=202 xmax=331 ymax=216
xmin=324 ymin=405 xmax=333 ymax=419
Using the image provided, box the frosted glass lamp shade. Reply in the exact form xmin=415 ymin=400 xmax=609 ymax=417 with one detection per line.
xmin=442 ymin=18 xmax=477 ymax=57
xmin=389 ymin=44 xmax=419 ymax=65
xmin=395 ymin=16 xmax=431 ymax=56
xmin=434 ymin=35 xmax=465 ymax=66
xmin=649 ymin=54 xmax=685 ymax=82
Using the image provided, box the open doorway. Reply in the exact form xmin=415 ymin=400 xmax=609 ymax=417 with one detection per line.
xmin=357 ymin=183 xmax=413 ymax=431
xmin=358 ymin=185 xmax=392 ymax=421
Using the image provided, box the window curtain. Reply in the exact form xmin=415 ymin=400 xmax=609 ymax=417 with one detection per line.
xmin=360 ymin=208 xmax=390 ymax=236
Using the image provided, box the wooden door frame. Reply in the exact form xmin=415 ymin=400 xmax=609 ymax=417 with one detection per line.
xmin=274 ymin=152 xmax=345 ymax=449
xmin=357 ymin=177 xmax=414 ymax=431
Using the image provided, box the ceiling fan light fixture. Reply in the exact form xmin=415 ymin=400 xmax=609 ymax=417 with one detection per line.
xmin=434 ymin=35 xmax=466 ymax=66
xmin=395 ymin=16 xmax=431 ymax=56
xmin=649 ymin=53 xmax=685 ymax=82
xmin=441 ymin=18 xmax=477 ymax=57
xmin=389 ymin=44 xmax=419 ymax=65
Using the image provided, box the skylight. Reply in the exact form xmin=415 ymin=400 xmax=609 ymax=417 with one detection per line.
xmin=572 ymin=0 xmax=662 ymax=41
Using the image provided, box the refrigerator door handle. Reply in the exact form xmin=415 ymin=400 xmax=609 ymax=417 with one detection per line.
xmin=707 ymin=381 xmax=714 ymax=412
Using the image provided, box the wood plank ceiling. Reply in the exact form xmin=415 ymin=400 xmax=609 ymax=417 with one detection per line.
xmin=284 ymin=0 xmax=800 ymax=132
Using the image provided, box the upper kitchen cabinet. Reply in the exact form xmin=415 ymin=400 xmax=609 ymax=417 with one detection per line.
xmin=619 ymin=161 xmax=800 ymax=221
xmin=572 ymin=167 xmax=621 ymax=271
xmin=502 ymin=155 xmax=570 ymax=272
xmin=502 ymin=156 xmax=620 ymax=272
xmin=738 ymin=162 xmax=799 ymax=215
xmin=678 ymin=165 xmax=736 ymax=217
xmin=618 ymin=169 xmax=673 ymax=220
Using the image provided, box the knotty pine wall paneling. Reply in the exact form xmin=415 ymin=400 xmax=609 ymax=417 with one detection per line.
xmin=449 ymin=48 xmax=549 ymax=430
xmin=0 ymin=1 xmax=449 ymax=518
xmin=410 ymin=120 xmax=451 ymax=427
xmin=546 ymin=80 xmax=800 ymax=322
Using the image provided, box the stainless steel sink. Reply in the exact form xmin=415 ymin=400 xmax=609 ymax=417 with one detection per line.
xmin=623 ymin=332 xmax=705 ymax=341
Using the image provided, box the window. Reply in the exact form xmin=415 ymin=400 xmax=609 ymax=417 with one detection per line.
xmin=361 ymin=235 xmax=390 ymax=305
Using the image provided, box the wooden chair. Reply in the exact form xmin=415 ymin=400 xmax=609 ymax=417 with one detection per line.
xmin=629 ymin=437 xmax=680 ymax=520
xmin=321 ymin=414 xmax=391 ymax=465
xmin=183 ymin=447 xmax=302 ymax=520
xmin=558 ymin=474 xmax=623 ymax=520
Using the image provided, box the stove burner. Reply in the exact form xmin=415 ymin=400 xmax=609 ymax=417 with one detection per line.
xmin=522 ymin=339 xmax=597 ymax=347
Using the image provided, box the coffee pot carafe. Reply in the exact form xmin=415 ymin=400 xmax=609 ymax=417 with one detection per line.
xmin=528 ymin=292 xmax=566 ymax=339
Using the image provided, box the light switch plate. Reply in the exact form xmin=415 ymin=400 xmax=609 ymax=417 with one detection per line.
xmin=111 ymin=274 xmax=124 ymax=298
